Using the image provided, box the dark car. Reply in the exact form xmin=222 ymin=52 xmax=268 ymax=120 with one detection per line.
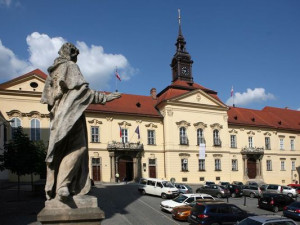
xmin=258 ymin=193 xmax=295 ymax=212
xmin=237 ymin=215 xmax=297 ymax=225
xmin=196 ymin=184 xmax=230 ymax=198
xmin=188 ymin=202 xmax=255 ymax=225
xmin=227 ymin=184 xmax=243 ymax=198
xmin=283 ymin=201 xmax=300 ymax=221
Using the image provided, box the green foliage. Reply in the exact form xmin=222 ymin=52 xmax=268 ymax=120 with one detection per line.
xmin=0 ymin=127 xmax=46 ymax=176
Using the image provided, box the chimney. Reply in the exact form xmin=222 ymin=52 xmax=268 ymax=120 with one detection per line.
xmin=150 ymin=88 xmax=157 ymax=99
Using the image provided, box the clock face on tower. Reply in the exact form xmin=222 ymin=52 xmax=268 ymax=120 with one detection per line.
xmin=181 ymin=66 xmax=189 ymax=76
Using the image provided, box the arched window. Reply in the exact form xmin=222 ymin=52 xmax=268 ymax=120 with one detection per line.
xmin=197 ymin=128 xmax=205 ymax=145
xmin=31 ymin=118 xmax=40 ymax=141
xmin=11 ymin=117 xmax=21 ymax=139
xmin=213 ymin=129 xmax=221 ymax=146
xmin=179 ymin=127 xmax=188 ymax=145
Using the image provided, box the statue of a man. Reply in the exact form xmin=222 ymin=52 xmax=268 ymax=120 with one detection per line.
xmin=41 ymin=42 xmax=121 ymax=200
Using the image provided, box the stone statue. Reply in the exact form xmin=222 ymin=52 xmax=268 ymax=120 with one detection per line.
xmin=41 ymin=42 xmax=121 ymax=200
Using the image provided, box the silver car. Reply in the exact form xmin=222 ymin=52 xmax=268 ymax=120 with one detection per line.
xmin=282 ymin=185 xmax=298 ymax=198
xmin=242 ymin=185 xmax=262 ymax=198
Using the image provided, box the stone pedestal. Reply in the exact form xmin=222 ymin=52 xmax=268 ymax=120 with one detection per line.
xmin=37 ymin=195 xmax=105 ymax=225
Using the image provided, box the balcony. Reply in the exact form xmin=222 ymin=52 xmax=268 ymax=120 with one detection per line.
xmin=107 ymin=141 xmax=144 ymax=151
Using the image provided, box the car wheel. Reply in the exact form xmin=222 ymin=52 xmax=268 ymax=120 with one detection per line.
xmin=273 ymin=206 xmax=279 ymax=213
xmin=161 ymin=193 xmax=167 ymax=199
xmin=287 ymin=193 xmax=293 ymax=198
xmin=141 ymin=189 xmax=146 ymax=195
xmin=231 ymin=193 xmax=236 ymax=198
xmin=250 ymin=193 xmax=255 ymax=198
xmin=217 ymin=193 xmax=222 ymax=198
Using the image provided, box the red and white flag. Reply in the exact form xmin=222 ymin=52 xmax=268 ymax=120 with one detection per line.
xmin=115 ymin=71 xmax=121 ymax=81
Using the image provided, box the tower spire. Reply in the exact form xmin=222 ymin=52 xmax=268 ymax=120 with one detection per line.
xmin=178 ymin=8 xmax=182 ymax=36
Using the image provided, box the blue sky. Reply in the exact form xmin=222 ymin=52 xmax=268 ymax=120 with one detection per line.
xmin=0 ymin=0 xmax=299 ymax=110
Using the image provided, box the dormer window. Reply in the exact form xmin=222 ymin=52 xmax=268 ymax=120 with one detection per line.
xmin=30 ymin=82 xmax=38 ymax=88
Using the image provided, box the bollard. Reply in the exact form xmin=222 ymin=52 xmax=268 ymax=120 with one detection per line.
xmin=243 ymin=195 xmax=246 ymax=206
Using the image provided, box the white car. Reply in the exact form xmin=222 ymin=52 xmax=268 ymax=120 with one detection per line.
xmin=282 ymin=185 xmax=298 ymax=197
xmin=160 ymin=193 xmax=214 ymax=212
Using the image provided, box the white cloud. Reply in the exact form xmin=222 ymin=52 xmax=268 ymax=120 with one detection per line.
xmin=0 ymin=32 xmax=136 ymax=91
xmin=226 ymin=88 xmax=275 ymax=106
xmin=0 ymin=0 xmax=12 ymax=7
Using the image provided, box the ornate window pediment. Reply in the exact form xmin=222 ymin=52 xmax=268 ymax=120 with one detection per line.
xmin=247 ymin=131 xmax=255 ymax=136
xmin=213 ymin=154 xmax=223 ymax=158
xmin=176 ymin=120 xmax=190 ymax=128
xmin=229 ymin=129 xmax=238 ymax=134
xmin=118 ymin=121 xmax=131 ymax=128
xmin=7 ymin=110 xmax=23 ymax=118
xmin=179 ymin=153 xmax=190 ymax=158
xmin=264 ymin=132 xmax=271 ymax=136
xmin=145 ymin=123 xmax=157 ymax=129
xmin=27 ymin=111 xmax=41 ymax=118
xmin=210 ymin=123 xmax=223 ymax=130
xmin=193 ymin=122 xmax=207 ymax=129
xmin=88 ymin=119 xmax=103 ymax=125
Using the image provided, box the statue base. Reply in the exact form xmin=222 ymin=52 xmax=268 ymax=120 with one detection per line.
xmin=37 ymin=195 xmax=105 ymax=225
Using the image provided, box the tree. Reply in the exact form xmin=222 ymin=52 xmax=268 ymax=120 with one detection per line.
xmin=0 ymin=127 xmax=46 ymax=197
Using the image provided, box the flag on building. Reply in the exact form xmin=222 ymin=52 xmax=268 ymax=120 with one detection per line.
xmin=119 ymin=126 xmax=122 ymax=138
xmin=135 ymin=126 xmax=140 ymax=139
xmin=115 ymin=70 xmax=121 ymax=81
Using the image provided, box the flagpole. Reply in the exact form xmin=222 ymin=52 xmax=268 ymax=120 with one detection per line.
xmin=115 ymin=66 xmax=118 ymax=92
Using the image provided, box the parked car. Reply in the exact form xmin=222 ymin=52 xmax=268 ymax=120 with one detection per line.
xmin=244 ymin=180 xmax=265 ymax=187
xmin=196 ymin=184 xmax=230 ymax=198
xmin=288 ymin=184 xmax=300 ymax=195
xmin=171 ymin=199 xmax=223 ymax=221
xmin=232 ymin=181 xmax=244 ymax=186
xmin=258 ymin=193 xmax=295 ymax=212
xmin=138 ymin=178 xmax=179 ymax=199
xmin=242 ymin=185 xmax=263 ymax=198
xmin=202 ymin=181 xmax=216 ymax=186
xmin=237 ymin=215 xmax=297 ymax=225
xmin=227 ymin=184 xmax=243 ymax=198
xmin=283 ymin=201 xmax=300 ymax=221
xmin=263 ymin=184 xmax=283 ymax=194
xmin=219 ymin=181 xmax=230 ymax=187
xmin=282 ymin=185 xmax=298 ymax=198
xmin=160 ymin=193 xmax=215 ymax=212
xmin=174 ymin=183 xmax=193 ymax=194
xmin=188 ymin=202 xmax=255 ymax=225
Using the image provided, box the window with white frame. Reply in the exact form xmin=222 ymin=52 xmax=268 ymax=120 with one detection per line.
xmin=215 ymin=159 xmax=221 ymax=171
xmin=266 ymin=160 xmax=272 ymax=171
xmin=147 ymin=130 xmax=155 ymax=145
xmin=290 ymin=139 xmax=295 ymax=151
xmin=213 ymin=129 xmax=221 ymax=146
xmin=230 ymin=135 xmax=237 ymax=148
xmin=199 ymin=159 xmax=205 ymax=171
xmin=11 ymin=117 xmax=21 ymax=139
xmin=121 ymin=128 xmax=128 ymax=143
xmin=280 ymin=138 xmax=284 ymax=150
xmin=281 ymin=161 xmax=285 ymax=171
xmin=197 ymin=128 xmax=205 ymax=145
xmin=248 ymin=136 xmax=253 ymax=148
xmin=30 ymin=118 xmax=40 ymax=141
xmin=232 ymin=159 xmax=238 ymax=171
xmin=292 ymin=161 xmax=296 ymax=171
xmin=265 ymin=137 xmax=271 ymax=150
xmin=91 ymin=126 xmax=99 ymax=143
xmin=181 ymin=158 xmax=188 ymax=171
xmin=179 ymin=127 xmax=188 ymax=145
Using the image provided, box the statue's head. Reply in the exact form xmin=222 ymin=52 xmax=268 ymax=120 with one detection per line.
xmin=58 ymin=42 xmax=79 ymax=63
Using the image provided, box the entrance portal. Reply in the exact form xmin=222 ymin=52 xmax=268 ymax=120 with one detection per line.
xmin=118 ymin=156 xmax=133 ymax=182
xmin=247 ymin=158 xmax=257 ymax=179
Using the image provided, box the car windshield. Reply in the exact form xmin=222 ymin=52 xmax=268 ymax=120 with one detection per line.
xmin=238 ymin=218 xmax=262 ymax=225
xmin=173 ymin=195 xmax=188 ymax=203
xmin=162 ymin=181 xmax=175 ymax=188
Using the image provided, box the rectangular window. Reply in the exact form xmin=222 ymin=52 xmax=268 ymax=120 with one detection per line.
xmin=121 ymin=129 xmax=128 ymax=143
xmin=280 ymin=138 xmax=284 ymax=150
xmin=232 ymin=159 xmax=238 ymax=171
xmin=291 ymin=139 xmax=295 ymax=151
xmin=147 ymin=130 xmax=155 ymax=145
xmin=180 ymin=127 xmax=188 ymax=145
xmin=215 ymin=159 xmax=221 ymax=171
xmin=266 ymin=160 xmax=272 ymax=171
xmin=199 ymin=159 xmax=205 ymax=171
xmin=181 ymin=158 xmax=188 ymax=171
xmin=91 ymin=126 xmax=99 ymax=143
xmin=230 ymin=135 xmax=237 ymax=148
xmin=248 ymin=136 xmax=253 ymax=148
xmin=265 ymin=137 xmax=271 ymax=150
xmin=281 ymin=161 xmax=285 ymax=171
xmin=292 ymin=161 xmax=296 ymax=171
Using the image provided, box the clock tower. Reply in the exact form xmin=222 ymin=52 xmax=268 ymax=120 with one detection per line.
xmin=171 ymin=9 xmax=194 ymax=83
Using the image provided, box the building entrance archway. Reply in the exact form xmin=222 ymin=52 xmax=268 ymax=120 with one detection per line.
xmin=247 ymin=158 xmax=256 ymax=179
xmin=118 ymin=155 xmax=133 ymax=182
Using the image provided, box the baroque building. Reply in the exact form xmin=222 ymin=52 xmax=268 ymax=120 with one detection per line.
xmin=0 ymin=21 xmax=299 ymax=185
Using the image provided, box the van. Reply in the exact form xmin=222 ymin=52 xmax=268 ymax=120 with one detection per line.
xmin=138 ymin=178 xmax=179 ymax=199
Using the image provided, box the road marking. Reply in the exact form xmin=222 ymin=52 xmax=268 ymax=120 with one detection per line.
xmin=137 ymin=199 xmax=181 ymax=225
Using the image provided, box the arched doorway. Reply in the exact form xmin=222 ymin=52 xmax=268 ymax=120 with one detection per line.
xmin=247 ymin=158 xmax=257 ymax=179
xmin=118 ymin=156 xmax=133 ymax=182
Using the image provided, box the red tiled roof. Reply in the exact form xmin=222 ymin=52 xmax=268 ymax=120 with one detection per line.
xmin=228 ymin=106 xmax=300 ymax=131
xmin=0 ymin=69 xmax=47 ymax=89
xmin=86 ymin=93 xmax=162 ymax=118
